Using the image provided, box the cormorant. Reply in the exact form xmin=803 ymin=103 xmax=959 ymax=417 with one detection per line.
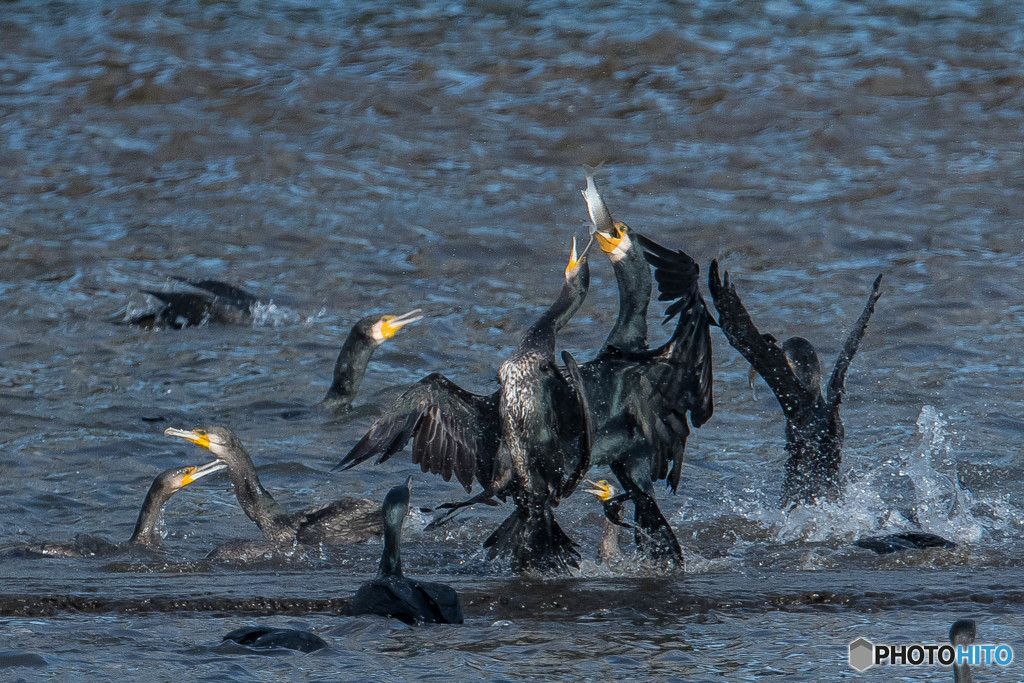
xmin=222 ymin=626 xmax=328 ymax=653
xmin=950 ymin=619 xmax=976 ymax=683
xmin=336 ymin=239 xmax=593 ymax=573
xmin=582 ymin=479 xmax=632 ymax=564
xmin=576 ymin=169 xmax=714 ymax=563
xmin=322 ymin=309 xmax=422 ymax=412
xmin=708 ymin=262 xmax=882 ymax=508
xmin=164 ymin=426 xmax=382 ymax=545
xmin=853 ymin=531 xmax=956 ymax=555
xmin=28 ymin=460 xmax=227 ymax=558
xmin=128 ymin=277 xmax=261 ymax=329
xmin=350 ymin=477 xmax=463 ymax=624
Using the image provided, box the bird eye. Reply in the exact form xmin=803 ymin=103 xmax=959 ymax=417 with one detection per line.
xmin=195 ymin=429 xmax=207 ymax=436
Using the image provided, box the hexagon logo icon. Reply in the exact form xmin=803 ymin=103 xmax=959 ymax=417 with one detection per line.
xmin=849 ymin=638 xmax=874 ymax=671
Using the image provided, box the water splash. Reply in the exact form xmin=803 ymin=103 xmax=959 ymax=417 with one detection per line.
xmin=249 ymin=301 xmax=303 ymax=327
xmin=709 ymin=405 xmax=996 ymax=549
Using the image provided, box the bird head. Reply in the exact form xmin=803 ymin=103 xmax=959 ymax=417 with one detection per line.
xmin=782 ymin=336 xmax=822 ymax=393
xmin=154 ymin=461 xmax=228 ymax=493
xmin=382 ymin=476 xmax=413 ymax=528
xmin=164 ymin=425 xmax=251 ymax=470
xmin=357 ymin=309 xmax=423 ymax=344
xmin=583 ymin=479 xmax=616 ymax=502
xmin=593 ymin=221 xmax=634 ymax=262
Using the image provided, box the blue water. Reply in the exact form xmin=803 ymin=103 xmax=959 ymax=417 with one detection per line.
xmin=1 ymin=1 xmax=1022 ymax=679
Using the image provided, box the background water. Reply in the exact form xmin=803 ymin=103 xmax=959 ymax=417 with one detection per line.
xmin=1 ymin=0 xmax=1023 ymax=679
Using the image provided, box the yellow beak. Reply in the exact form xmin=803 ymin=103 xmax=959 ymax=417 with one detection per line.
xmin=378 ymin=309 xmax=424 ymax=339
xmin=164 ymin=427 xmax=211 ymax=450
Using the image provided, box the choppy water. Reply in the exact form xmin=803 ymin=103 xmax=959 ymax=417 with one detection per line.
xmin=2 ymin=0 xmax=1024 ymax=679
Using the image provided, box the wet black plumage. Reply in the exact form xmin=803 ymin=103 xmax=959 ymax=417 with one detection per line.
xmin=222 ymin=626 xmax=328 ymax=653
xmin=708 ymin=261 xmax=882 ymax=508
xmin=578 ymin=176 xmax=714 ymax=564
xmin=129 ymin=278 xmax=259 ymax=328
xmin=165 ymin=426 xmax=382 ymax=545
xmin=337 ymin=241 xmax=593 ymax=573
xmin=25 ymin=461 xmax=225 ymax=558
xmin=350 ymin=477 xmax=463 ymax=624
xmin=853 ymin=531 xmax=956 ymax=555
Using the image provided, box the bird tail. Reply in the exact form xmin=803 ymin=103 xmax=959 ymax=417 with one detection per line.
xmin=483 ymin=505 xmax=580 ymax=573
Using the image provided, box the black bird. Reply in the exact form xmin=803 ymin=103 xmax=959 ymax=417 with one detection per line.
xmin=322 ymin=309 xmax=422 ymax=412
xmin=337 ymin=239 xmax=593 ymax=573
xmin=582 ymin=479 xmax=632 ymax=564
xmin=853 ymin=531 xmax=956 ymax=555
xmin=577 ymin=169 xmax=714 ymax=563
xmin=27 ymin=461 xmax=227 ymax=558
xmin=949 ymin=619 xmax=976 ymax=683
xmin=350 ymin=477 xmax=463 ymax=624
xmin=128 ymin=277 xmax=261 ymax=329
xmin=708 ymin=262 xmax=882 ymax=508
xmin=165 ymin=426 xmax=382 ymax=545
xmin=222 ymin=626 xmax=327 ymax=653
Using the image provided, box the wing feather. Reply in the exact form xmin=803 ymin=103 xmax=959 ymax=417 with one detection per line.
xmin=336 ymin=373 xmax=499 ymax=493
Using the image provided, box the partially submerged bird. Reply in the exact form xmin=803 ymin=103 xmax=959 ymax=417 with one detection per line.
xmin=128 ymin=277 xmax=261 ymax=329
xmin=853 ymin=531 xmax=956 ymax=555
xmin=27 ymin=461 xmax=227 ymax=558
xmin=222 ymin=626 xmax=327 ymax=653
xmin=337 ymin=239 xmax=594 ymax=573
xmin=577 ymin=168 xmax=714 ymax=564
xmin=583 ymin=479 xmax=632 ymax=564
xmin=708 ymin=262 xmax=882 ymax=508
xmin=350 ymin=477 xmax=463 ymax=624
xmin=165 ymin=426 xmax=382 ymax=545
xmin=949 ymin=619 xmax=976 ymax=683
xmin=322 ymin=309 xmax=422 ymax=412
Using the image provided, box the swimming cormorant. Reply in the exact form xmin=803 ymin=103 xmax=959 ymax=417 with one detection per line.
xmin=950 ymin=618 xmax=976 ymax=683
xmin=164 ymin=426 xmax=382 ymax=545
xmin=222 ymin=625 xmax=328 ymax=653
xmin=577 ymin=169 xmax=714 ymax=563
xmin=336 ymin=239 xmax=593 ymax=573
xmin=128 ymin=277 xmax=261 ymax=329
xmin=582 ymin=479 xmax=631 ymax=564
xmin=350 ymin=477 xmax=463 ymax=624
xmin=28 ymin=460 xmax=227 ymax=558
xmin=708 ymin=261 xmax=882 ymax=508
xmin=322 ymin=309 xmax=422 ymax=412
xmin=853 ymin=531 xmax=957 ymax=555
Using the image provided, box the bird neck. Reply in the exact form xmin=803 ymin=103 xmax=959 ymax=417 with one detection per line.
xmin=223 ymin=448 xmax=290 ymax=537
xmin=323 ymin=328 xmax=378 ymax=409
xmin=519 ymin=265 xmax=589 ymax=354
xmin=127 ymin=480 xmax=173 ymax=546
xmin=378 ymin=521 xmax=403 ymax=578
xmin=604 ymin=247 xmax=651 ymax=351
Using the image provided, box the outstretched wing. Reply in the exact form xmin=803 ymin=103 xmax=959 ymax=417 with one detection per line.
xmin=827 ymin=274 xmax=883 ymax=407
xmin=707 ymin=259 xmax=810 ymax=418
xmin=335 ymin=373 xmax=500 ymax=493
xmin=635 ymin=233 xmax=716 ymax=430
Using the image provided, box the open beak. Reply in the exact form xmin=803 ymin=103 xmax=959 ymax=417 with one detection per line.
xmin=181 ymin=459 xmax=227 ymax=486
xmin=583 ymin=479 xmax=613 ymax=501
xmin=594 ymin=221 xmax=627 ymax=254
xmin=565 ymin=236 xmax=590 ymax=274
xmin=379 ymin=309 xmax=423 ymax=339
xmin=164 ymin=427 xmax=210 ymax=450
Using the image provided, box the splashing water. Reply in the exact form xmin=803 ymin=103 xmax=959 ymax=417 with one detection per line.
xmin=249 ymin=301 xmax=303 ymax=327
xmin=720 ymin=405 xmax=991 ymax=548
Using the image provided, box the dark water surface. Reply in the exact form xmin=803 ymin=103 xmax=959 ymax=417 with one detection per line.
xmin=2 ymin=1 xmax=1023 ymax=679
